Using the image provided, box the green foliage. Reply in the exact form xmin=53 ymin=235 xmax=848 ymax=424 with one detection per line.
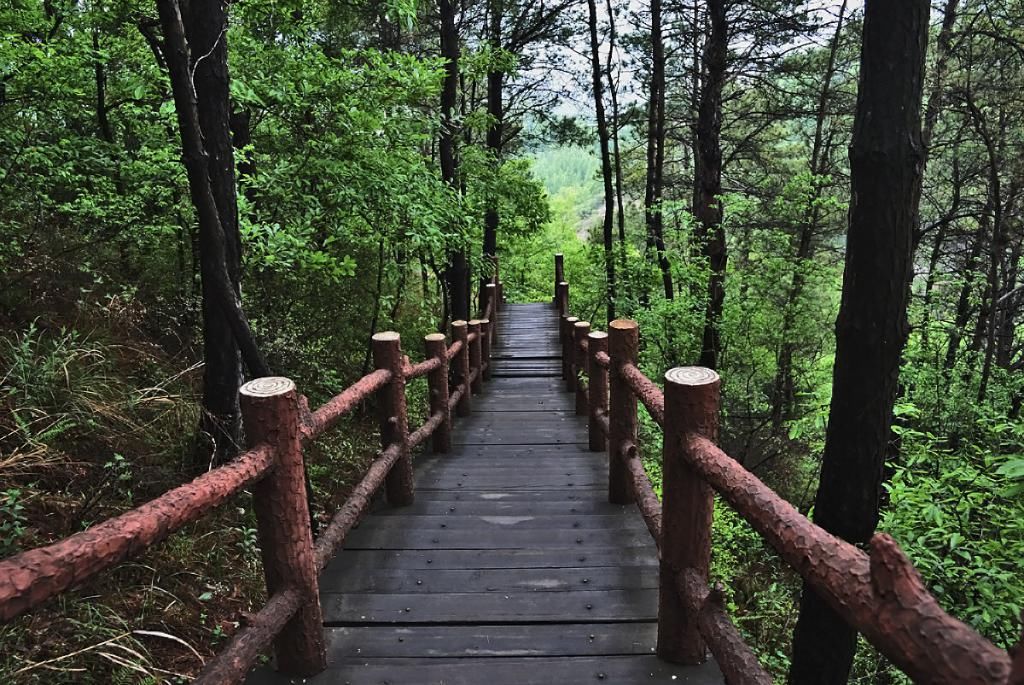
xmin=0 ymin=489 xmax=27 ymax=557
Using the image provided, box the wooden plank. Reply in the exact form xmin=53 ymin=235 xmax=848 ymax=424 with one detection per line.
xmin=371 ymin=499 xmax=634 ymax=517
xmin=318 ymin=566 xmax=658 ymax=594
xmin=248 ymin=656 xmax=722 ymax=685
xmin=319 ymin=622 xmax=658 ymax=657
xmin=342 ymin=526 xmax=652 ymax=550
xmin=352 ymin=514 xmax=647 ymax=533
xmin=323 ymin=548 xmax=658 ymax=571
xmin=384 ymin=488 xmax=607 ymax=501
xmin=321 ymin=589 xmax=658 ymax=623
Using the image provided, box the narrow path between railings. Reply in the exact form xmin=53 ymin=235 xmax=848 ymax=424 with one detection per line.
xmin=249 ymin=303 xmax=723 ymax=684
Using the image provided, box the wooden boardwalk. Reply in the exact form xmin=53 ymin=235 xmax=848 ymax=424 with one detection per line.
xmin=251 ymin=303 xmax=722 ymax=684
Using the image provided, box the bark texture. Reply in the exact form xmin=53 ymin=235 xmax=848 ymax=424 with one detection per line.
xmin=789 ymin=2 xmax=929 ymax=681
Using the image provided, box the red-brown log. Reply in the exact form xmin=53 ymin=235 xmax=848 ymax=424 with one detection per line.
xmin=0 ymin=445 xmax=274 ymax=622
xmin=469 ymin=320 xmax=484 ymax=393
xmin=619 ymin=441 xmax=662 ymax=545
xmin=448 ymin=385 xmax=465 ymax=413
xmin=608 ymin=319 xmax=638 ymax=504
xmin=595 ymin=411 xmax=610 ymax=437
xmin=683 ymin=433 xmax=1011 ymax=682
xmin=445 ymin=338 xmax=464 ymax=361
xmin=424 ymin=333 xmax=451 ymax=453
xmin=485 ymin=284 xmax=498 ymax=347
xmin=241 ymin=377 xmax=325 ymax=675
xmin=373 ymin=333 xmax=414 ymax=507
xmin=658 ymin=367 xmax=718 ymax=664
xmin=588 ymin=332 xmax=609 ymax=452
xmin=594 ymin=350 xmax=610 ymax=369
xmin=621 ymin=362 xmax=665 ymax=427
xmin=557 ymin=280 xmax=569 ymax=317
xmin=405 ymin=356 xmax=442 ymax=380
xmin=193 ymin=587 xmax=303 ymax=685
xmin=677 ymin=569 xmax=771 ymax=685
xmin=480 ymin=319 xmax=492 ymax=381
xmin=574 ymin=321 xmax=591 ymax=415
xmin=305 ymin=369 xmax=391 ymax=441
xmin=408 ymin=410 xmax=446 ymax=450
xmin=563 ymin=316 xmax=579 ymax=392
xmin=313 ymin=443 xmax=402 ymax=572
xmin=452 ymin=320 xmax=472 ymax=417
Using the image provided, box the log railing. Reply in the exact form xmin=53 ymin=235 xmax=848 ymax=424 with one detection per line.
xmin=0 ymin=271 xmax=504 ymax=684
xmin=553 ymin=254 xmax=1022 ymax=685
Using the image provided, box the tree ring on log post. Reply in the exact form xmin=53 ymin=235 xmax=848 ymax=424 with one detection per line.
xmin=609 ymin=318 xmax=638 ymax=331
xmin=425 ymin=333 xmax=446 ymax=342
xmin=590 ymin=331 xmax=608 ymax=339
xmin=372 ymin=331 xmax=401 ymax=342
xmin=575 ymin=321 xmax=590 ymax=329
xmin=665 ymin=367 xmax=719 ymax=387
xmin=452 ymin=319 xmax=468 ymax=327
xmin=240 ymin=377 xmax=295 ymax=397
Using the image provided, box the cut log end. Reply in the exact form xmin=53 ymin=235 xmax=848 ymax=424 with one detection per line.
xmin=575 ymin=321 xmax=591 ymax=329
xmin=589 ymin=331 xmax=609 ymax=340
xmin=424 ymin=333 xmax=446 ymax=342
xmin=609 ymin=318 xmax=638 ymax=331
xmin=665 ymin=367 xmax=720 ymax=387
xmin=372 ymin=331 xmax=400 ymax=342
xmin=240 ymin=377 xmax=295 ymax=398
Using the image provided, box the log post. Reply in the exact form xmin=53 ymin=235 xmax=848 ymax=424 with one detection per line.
xmin=574 ymin=321 xmax=591 ymax=415
xmin=588 ymin=331 xmax=609 ymax=452
xmin=492 ymin=257 xmax=502 ymax=312
xmin=608 ymin=319 xmax=638 ymax=504
xmin=239 ymin=377 xmax=326 ymax=676
xmin=562 ymin=316 xmax=579 ymax=392
xmin=485 ymin=283 xmax=498 ymax=347
xmin=424 ymin=333 xmax=451 ymax=453
xmin=557 ymin=281 xmax=569 ymax=318
xmin=480 ymin=319 xmax=492 ymax=382
xmin=554 ymin=253 xmax=565 ymax=304
xmin=452 ymin=320 xmax=472 ymax=417
xmin=469 ymin=320 xmax=483 ymax=393
xmin=657 ymin=367 xmax=719 ymax=664
xmin=373 ymin=332 xmax=414 ymax=507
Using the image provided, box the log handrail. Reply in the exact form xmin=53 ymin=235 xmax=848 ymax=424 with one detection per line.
xmin=553 ymin=254 xmax=1018 ymax=684
xmin=0 ymin=272 xmax=503 ymax=683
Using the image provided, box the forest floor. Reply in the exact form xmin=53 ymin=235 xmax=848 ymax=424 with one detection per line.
xmin=0 ymin=299 xmax=380 ymax=682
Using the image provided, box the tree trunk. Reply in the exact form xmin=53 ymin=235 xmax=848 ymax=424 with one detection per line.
xmin=157 ymin=0 xmax=270 ymax=472
xmin=440 ymin=0 xmax=468 ymax=323
xmin=644 ymin=0 xmax=672 ymax=300
xmin=694 ymin=0 xmax=727 ymax=369
xmin=605 ymin=0 xmax=627 ymax=264
xmin=480 ymin=0 xmax=503 ymax=303
xmin=788 ymin=2 xmax=929 ymax=683
xmin=587 ymin=0 xmax=615 ymax=323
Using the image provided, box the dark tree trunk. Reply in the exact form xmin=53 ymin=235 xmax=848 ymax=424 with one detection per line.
xmin=605 ymin=0 xmax=626 ymax=264
xmin=770 ymin=0 xmax=846 ymax=433
xmin=440 ymin=0 xmax=468 ymax=323
xmin=587 ymin=0 xmax=615 ymax=322
xmin=157 ymin=0 xmax=270 ymax=472
xmin=694 ymin=0 xmax=727 ymax=369
xmin=184 ymin=0 xmax=248 ymax=467
xmin=788 ymin=2 xmax=929 ymax=683
xmin=480 ymin=0 xmax=503 ymax=304
xmin=945 ymin=223 xmax=985 ymax=370
xmin=644 ymin=0 xmax=672 ymax=300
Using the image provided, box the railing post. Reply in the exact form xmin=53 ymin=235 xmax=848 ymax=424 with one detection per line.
xmin=557 ymin=281 xmax=569 ymax=318
xmin=485 ymin=283 xmax=499 ymax=347
xmin=588 ymin=331 xmax=608 ymax=452
xmin=424 ymin=333 xmax=451 ymax=453
xmin=452 ymin=320 xmax=472 ymax=416
xmin=239 ymin=377 xmax=326 ymax=676
xmin=554 ymin=253 xmax=565 ymax=304
xmin=469 ymin=319 xmax=483 ymax=393
xmin=657 ymin=366 xmax=720 ymax=664
xmin=574 ymin=321 xmax=590 ymax=416
xmin=480 ymin=319 xmax=492 ymax=382
xmin=607 ymin=319 xmax=638 ymax=504
xmin=561 ymin=315 xmax=579 ymax=392
xmin=373 ymin=332 xmax=414 ymax=507
xmin=493 ymin=258 xmax=503 ymax=312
